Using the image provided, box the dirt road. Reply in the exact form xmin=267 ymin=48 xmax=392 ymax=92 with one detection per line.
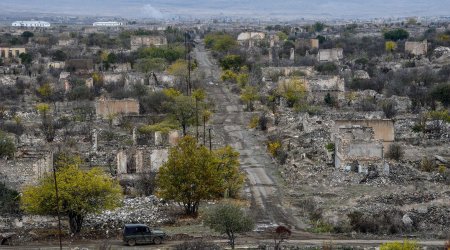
xmin=193 ymin=42 xmax=303 ymax=230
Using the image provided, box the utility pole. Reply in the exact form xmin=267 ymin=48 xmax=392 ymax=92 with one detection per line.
xmin=208 ymin=128 xmax=212 ymax=151
xmin=188 ymin=52 xmax=191 ymax=95
xmin=52 ymin=152 xmax=63 ymax=250
xmin=195 ymin=98 xmax=199 ymax=142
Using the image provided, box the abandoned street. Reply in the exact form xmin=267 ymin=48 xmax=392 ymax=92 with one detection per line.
xmin=194 ymin=42 xmax=304 ymax=230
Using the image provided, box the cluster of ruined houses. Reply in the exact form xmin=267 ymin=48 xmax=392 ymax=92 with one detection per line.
xmin=238 ymin=29 xmax=402 ymax=175
xmin=237 ymin=30 xmax=429 ymax=63
xmin=0 ymin=27 xmax=176 ymax=191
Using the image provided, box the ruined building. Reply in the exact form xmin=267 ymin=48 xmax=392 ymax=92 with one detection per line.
xmin=333 ymin=119 xmax=395 ymax=150
xmin=237 ymin=32 xmax=265 ymax=47
xmin=335 ymin=126 xmax=388 ymax=175
xmin=95 ymin=98 xmax=140 ymax=118
xmin=304 ymin=75 xmax=345 ymax=102
xmin=405 ymin=40 xmax=428 ymax=56
xmin=0 ymin=47 xmax=26 ymax=59
xmin=317 ymin=48 xmax=343 ymax=62
xmin=130 ymin=35 xmax=168 ymax=51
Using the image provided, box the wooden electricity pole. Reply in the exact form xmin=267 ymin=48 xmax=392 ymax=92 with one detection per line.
xmin=52 ymin=155 xmax=63 ymax=250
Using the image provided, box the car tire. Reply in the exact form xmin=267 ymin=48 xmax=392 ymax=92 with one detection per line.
xmin=153 ymin=237 xmax=162 ymax=245
xmin=128 ymin=239 xmax=136 ymax=246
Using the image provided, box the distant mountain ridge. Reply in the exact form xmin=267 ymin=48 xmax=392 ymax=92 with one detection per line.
xmin=1 ymin=0 xmax=449 ymax=19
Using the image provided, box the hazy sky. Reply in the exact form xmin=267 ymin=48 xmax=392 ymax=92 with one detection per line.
xmin=1 ymin=0 xmax=449 ymax=19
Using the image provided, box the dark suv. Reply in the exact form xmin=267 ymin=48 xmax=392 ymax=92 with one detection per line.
xmin=123 ymin=224 xmax=167 ymax=246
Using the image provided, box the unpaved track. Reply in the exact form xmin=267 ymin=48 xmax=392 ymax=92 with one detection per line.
xmin=193 ymin=42 xmax=304 ymax=230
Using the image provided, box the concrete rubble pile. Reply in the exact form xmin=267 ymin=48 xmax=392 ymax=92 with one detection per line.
xmin=84 ymin=196 xmax=175 ymax=231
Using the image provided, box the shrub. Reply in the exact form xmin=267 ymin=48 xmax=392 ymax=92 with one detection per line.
xmin=315 ymin=62 xmax=338 ymax=75
xmin=0 ymin=131 xmax=15 ymax=158
xmin=1 ymin=122 xmax=24 ymax=136
xmin=258 ymin=113 xmax=269 ymax=131
xmin=324 ymin=93 xmax=336 ymax=107
xmin=312 ymin=221 xmax=334 ymax=233
xmin=357 ymin=97 xmax=378 ymax=111
xmin=438 ymin=165 xmax=446 ymax=174
xmin=275 ymin=148 xmax=288 ymax=165
xmin=136 ymin=172 xmax=157 ymax=196
xmin=386 ymin=143 xmax=404 ymax=161
xmin=348 ymin=209 xmax=406 ymax=234
xmin=175 ymin=240 xmax=220 ymax=250
xmin=268 ymin=141 xmax=281 ymax=157
xmin=221 ymin=70 xmax=238 ymax=83
xmin=381 ymin=100 xmax=397 ymax=118
xmin=219 ymin=55 xmax=244 ymax=72
xmin=68 ymin=85 xmax=93 ymax=101
xmin=380 ymin=240 xmax=418 ymax=250
xmin=325 ymin=143 xmax=335 ymax=152
xmin=248 ymin=115 xmax=259 ymax=129
xmin=420 ymin=157 xmax=436 ymax=172
xmin=0 ymin=182 xmax=21 ymax=214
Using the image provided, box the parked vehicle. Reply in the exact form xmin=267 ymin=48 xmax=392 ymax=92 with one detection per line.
xmin=123 ymin=224 xmax=167 ymax=246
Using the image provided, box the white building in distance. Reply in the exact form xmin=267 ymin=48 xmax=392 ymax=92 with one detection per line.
xmin=12 ymin=21 xmax=51 ymax=27
xmin=93 ymin=21 xmax=124 ymax=27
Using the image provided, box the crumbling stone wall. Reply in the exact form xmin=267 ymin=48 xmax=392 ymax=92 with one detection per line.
xmin=405 ymin=40 xmax=428 ymax=56
xmin=262 ymin=66 xmax=315 ymax=81
xmin=333 ymin=119 xmax=395 ymax=149
xmin=237 ymin=32 xmax=265 ymax=47
xmin=335 ymin=126 xmax=384 ymax=172
xmin=0 ymin=152 xmax=53 ymax=190
xmin=317 ymin=48 xmax=343 ymax=62
xmin=116 ymin=148 xmax=167 ymax=176
xmin=294 ymin=39 xmax=319 ymax=49
xmin=130 ymin=35 xmax=167 ymax=51
xmin=0 ymin=47 xmax=26 ymax=59
xmin=305 ymin=75 xmax=345 ymax=102
xmin=103 ymin=73 xmax=124 ymax=85
xmin=58 ymin=39 xmax=77 ymax=46
xmin=150 ymin=149 xmax=168 ymax=172
xmin=95 ymin=99 xmax=139 ymax=118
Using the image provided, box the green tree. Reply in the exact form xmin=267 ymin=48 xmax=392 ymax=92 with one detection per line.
xmin=52 ymin=50 xmax=67 ymax=61
xmin=19 ymin=52 xmax=32 ymax=65
xmin=0 ymin=131 xmax=15 ymax=159
xmin=214 ymin=146 xmax=244 ymax=198
xmin=204 ymin=33 xmax=237 ymax=52
xmin=21 ymin=31 xmax=34 ymax=43
xmin=430 ymin=83 xmax=450 ymax=107
xmin=204 ymin=203 xmax=254 ymax=249
xmin=277 ymin=78 xmax=306 ymax=108
xmin=313 ymin=22 xmax=325 ymax=32
xmin=137 ymin=46 xmax=184 ymax=63
xmin=219 ymin=55 xmax=244 ymax=72
xmin=167 ymin=59 xmax=189 ymax=87
xmin=135 ymin=58 xmax=166 ymax=73
xmin=384 ymin=29 xmax=409 ymax=41
xmin=172 ymin=95 xmax=196 ymax=136
xmin=316 ymin=35 xmax=326 ymax=44
xmin=156 ymin=136 xmax=223 ymax=215
xmin=240 ymin=86 xmax=259 ymax=111
xmin=277 ymin=31 xmax=288 ymax=41
xmin=21 ymin=159 xmax=122 ymax=234
xmin=106 ymin=52 xmax=117 ymax=64
xmin=0 ymin=182 xmax=20 ymax=214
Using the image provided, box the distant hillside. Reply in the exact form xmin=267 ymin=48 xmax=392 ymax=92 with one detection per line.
xmin=1 ymin=0 xmax=449 ymax=19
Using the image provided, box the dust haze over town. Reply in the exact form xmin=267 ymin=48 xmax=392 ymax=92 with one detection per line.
xmin=0 ymin=0 xmax=449 ymax=249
